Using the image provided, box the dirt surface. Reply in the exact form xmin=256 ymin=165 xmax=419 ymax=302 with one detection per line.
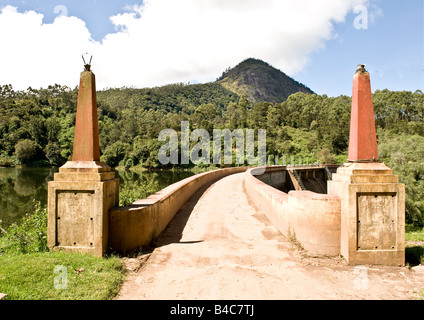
xmin=116 ymin=173 xmax=424 ymax=300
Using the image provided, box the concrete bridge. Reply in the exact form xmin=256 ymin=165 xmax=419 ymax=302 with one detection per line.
xmin=115 ymin=169 xmax=421 ymax=300
xmin=109 ymin=165 xmax=342 ymax=257
xmin=47 ymin=61 xmax=406 ymax=275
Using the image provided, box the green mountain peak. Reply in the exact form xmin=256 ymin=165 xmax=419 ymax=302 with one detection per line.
xmin=216 ymin=58 xmax=314 ymax=103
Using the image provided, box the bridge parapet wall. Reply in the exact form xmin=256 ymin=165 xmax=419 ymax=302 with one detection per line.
xmin=253 ymin=166 xmax=288 ymax=190
xmin=109 ymin=167 xmax=248 ymax=252
xmin=244 ymin=166 xmax=341 ymax=256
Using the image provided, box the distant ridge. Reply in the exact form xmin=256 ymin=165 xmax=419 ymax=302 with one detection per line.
xmin=216 ymin=58 xmax=314 ymax=103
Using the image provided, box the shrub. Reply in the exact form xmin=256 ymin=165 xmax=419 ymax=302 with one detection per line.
xmin=44 ymin=142 xmax=64 ymax=166
xmin=0 ymin=201 xmax=47 ymax=255
xmin=101 ymin=142 xmax=132 ymax=167
xmin=0 ymin=157 xmax=14 ymax=167
xmin=119 ymin=179 xmax=161 ymax=206
xmin=318 ymin=147 xmax=337 ymax=164
xmin=14 ymin=140 xmax=40 ymax=164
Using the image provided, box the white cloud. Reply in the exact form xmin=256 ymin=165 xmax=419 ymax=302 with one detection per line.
xmin=0 ymin=6 xmax=96 ymax=90
xmin=0 ymin=0 xmax=368 ymax=90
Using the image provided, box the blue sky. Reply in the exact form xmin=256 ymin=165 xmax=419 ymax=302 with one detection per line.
xmin=0 ymin=0 xmax=131 ymax=41
xmin=295 ymin=0 xmax=424 ymax=96
xmin=0 ymin=0 xmax=422 ymax=96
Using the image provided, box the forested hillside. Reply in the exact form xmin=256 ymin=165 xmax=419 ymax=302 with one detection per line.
xmin=0 ymin=71 xmax=422 ymax=226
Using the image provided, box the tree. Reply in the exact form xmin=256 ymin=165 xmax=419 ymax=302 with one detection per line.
xmin=27 ymin=115 xmax=47 ymax=146
xmin=238 ymin=95 xmax=249 ymax=128
xmin=191 ymin=103 xmax=217 ymax=133
xmin=226 ymin=102 xmax=241 ymax=129
xmin=318 ymin=147 xmax=337 ymax=164
xmin=266 ymin=104 xmax=283 ymax=137
xmin=45 ymin=117 xmax=61 ymax=143
xmin=250 ymin=102 xmax=271 ymax=129
xmin=45 ymin=142 xmax=64 ymax=166
xmin=15 ymin=139 xmax=39 ymax=164
xmin=101 ymin=141 xmax=132 ymax=167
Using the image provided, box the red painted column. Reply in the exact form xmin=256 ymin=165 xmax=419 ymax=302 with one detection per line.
xmin=72 ymin=70 xmax=101 ymax=161
xmin=347 ymin=65 xmax=379 ymax=162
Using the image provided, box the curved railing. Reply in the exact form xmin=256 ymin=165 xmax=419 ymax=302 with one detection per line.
xmin=109 ymin=167 xmax=248 ymax=252
xmin=244 ymin=166 xmax=341 ymax=256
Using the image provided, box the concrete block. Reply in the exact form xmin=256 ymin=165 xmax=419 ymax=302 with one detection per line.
xmin=47 ymin=163 xmax=119 ymax=257
xmin=328 ymin=162 xmax=405 ymax=266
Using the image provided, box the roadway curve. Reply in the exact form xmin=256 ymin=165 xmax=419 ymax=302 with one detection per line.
xmin=116 ymin=172 xmax=424 ymax=300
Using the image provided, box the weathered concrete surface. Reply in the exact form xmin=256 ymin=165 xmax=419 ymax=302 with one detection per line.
xmin=254 ymin=166 xmax=288 ymax=191
xmin=109 ymin=167 xmax=248 ymax=253
xmin=116 ymin=173 xmax=424 ymax=300
xmin=47 ymin=165 xmax=119 ymax=257
xmin=328 ymin=162 xmax=405 ymax=266
xmin=245 ymin=167 xmax=341 ymax=256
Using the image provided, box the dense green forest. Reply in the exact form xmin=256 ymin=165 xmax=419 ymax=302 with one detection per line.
xmin=0 ymin=82 xmax=423 ymax=226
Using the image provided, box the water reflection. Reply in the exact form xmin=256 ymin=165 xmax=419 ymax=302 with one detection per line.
xmin=0 ymin=167 xmax=57 ymax=228
xmin=0 ymin=168 xmax=194 ymax=228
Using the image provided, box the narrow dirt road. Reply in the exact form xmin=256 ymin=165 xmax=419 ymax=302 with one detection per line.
xmin=116 ymin=173 xmax=424 ymax=300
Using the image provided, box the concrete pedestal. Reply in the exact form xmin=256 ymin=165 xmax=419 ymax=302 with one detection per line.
xmin=328 ymin=162 xmax=405 ymax=266
xmin=47 ymin=161 xmax=119 ymax=257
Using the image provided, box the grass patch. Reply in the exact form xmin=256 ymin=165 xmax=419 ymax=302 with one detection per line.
xmin=0 ymin=202 xmax=126 ymax=300
xmin=405 ymin=225 xmax=424 ymax=266
xmin=405 ymin=225 xmax=424 ymax=242
xmin=0 ymin=251 xmax=125 ymax=300
xmin=286 ymin=226 xmax=304 ymax=251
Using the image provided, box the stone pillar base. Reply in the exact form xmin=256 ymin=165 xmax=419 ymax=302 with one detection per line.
xmin=328 ymin=162 xmax=405 ymax=266
xmin=47 ymin=161 xmax=119 ymax=257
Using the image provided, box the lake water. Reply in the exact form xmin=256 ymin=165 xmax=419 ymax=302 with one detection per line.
xmin=0 ymin=167 xmax=194 ymax=229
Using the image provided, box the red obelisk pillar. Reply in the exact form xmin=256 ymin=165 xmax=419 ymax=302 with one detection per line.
xmin=347 ymin=64 xmax=379 ymax=162
xmin=328 ymin=64 xmax=405 ymax=266
xmin=48 ymin=56 xmax=119 ymax=257
xmin=72 ymin=69 xmax=100 ymax=161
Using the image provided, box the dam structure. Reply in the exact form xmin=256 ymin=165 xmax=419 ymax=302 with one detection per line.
xmin=47 ymin=62 xmax=405 ymax=266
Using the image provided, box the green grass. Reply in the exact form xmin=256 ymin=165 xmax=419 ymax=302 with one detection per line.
xmin=0 ymin=251 xmax=125 ymax=300
xmin=0 ymin=202 xmax=126 ymax=300
xmin=405 ymin=225 xmax=424 ymax=266
xmin=405 ymin=225 xmax=424 ymax=242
